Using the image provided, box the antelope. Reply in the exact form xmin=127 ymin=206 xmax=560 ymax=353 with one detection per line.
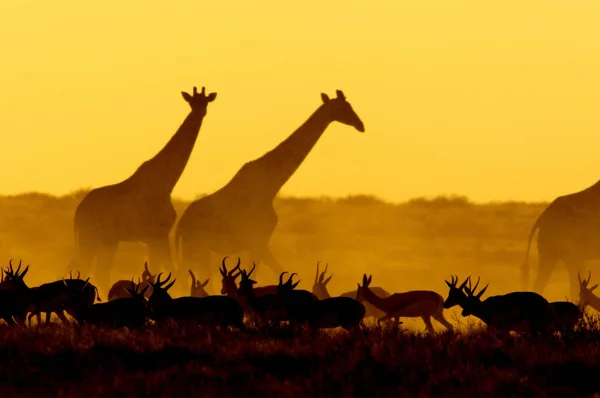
xmin=220 ymin=256 xmax=278 ymax=297
xmin=276 ymin=271 xmax=318 ymax=308
xmin=108 ymin=262 xmax=155 ymax=301
xmin=577 ymin=271 xmax=600 ymax=313
xmin=188 ymin=270 xmax=210 ymax=298
xmin=548 ymin=301 xmax=581 ymax=333
xmin=312 ymin=262 xmax=390 ymax=318
xmin=25 ymin=271 xmax=102 ymax=326
xmin=358 ymin=274 xmax=454 ymax=333
xmin=445 ymin=275 xmax=552 ymax=334
xmin=71 ymin=279 xmax=150 ymax=329
xmin=237 ymin=266 xmax=285 ymax=324
xmin=148 ymin=273 xmax=245 ymax=329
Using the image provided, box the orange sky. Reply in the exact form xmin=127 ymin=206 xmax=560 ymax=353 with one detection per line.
xmin=1 ymin=0 xmax=599 ymax=203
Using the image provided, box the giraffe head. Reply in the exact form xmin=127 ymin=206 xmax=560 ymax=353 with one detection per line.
xmin=321 ymin=90 xmax=365 ymax=132
xmin=181 ymin=86 xmax=217 ymax=116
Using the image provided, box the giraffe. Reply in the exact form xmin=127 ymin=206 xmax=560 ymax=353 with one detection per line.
xmin=67 ymin=86 xmax=217 ymax=295
xmin=174 ymin=90 xmax=364 ymax=291
xmin=522 ymin=179 xmax=600 ymax=299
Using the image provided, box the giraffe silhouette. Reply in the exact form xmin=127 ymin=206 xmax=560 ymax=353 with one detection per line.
xmin=522 ymin=179 xmax=600 ymax=299
xmin=174 ymin=90 xmax=364 ymax=289
xmin=67 ymin=86 xmax=217 ymax=295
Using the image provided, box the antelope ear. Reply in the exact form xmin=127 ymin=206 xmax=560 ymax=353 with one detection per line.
xmin=291 ymin=281 xmax=300 ymax=289
xmin=125 ymin=288 xmax=134 ymax=296
xmin=140 ymin=285 xmax=150 ymax=295
xmin=201 ymin=279 xmax=210 ymax=287
xmin=324 ymin=274 xmax=333 ymax=285
xmin=445 ymin=281 xmax=452 ymax=288
xmin=591 ymin=284 xmax=599 ymax=292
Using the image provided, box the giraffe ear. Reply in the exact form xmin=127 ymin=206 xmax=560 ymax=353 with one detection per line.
xmin=321 ymin=93 xmax=330 ymax=103
xmin=207 ymin=92 xmax=217 ymax=102
xmin=182 ymin=92 xmax=193 ymax=102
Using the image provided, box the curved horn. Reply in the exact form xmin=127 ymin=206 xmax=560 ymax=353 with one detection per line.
xmin=188 ymin=269 xmax=196 ymax=286
xmin=287 ymin=273 xmax=298 ymax=284
xmin=15 ymin=260 xmax=22 ymax=276
xmin=315 ymin=262 xmax=320 ymax=284
xmin=279 ymin=271 xmax=289 ymax=286
xmin=247 ymin=262 xmax=256 ymax=278
xmin=77 ymin=271 xmax=81 ymax=280
xmin=229 ymin=257 xmax=241 ymax=276
xmin=221 ymin=256 xmax=229 ymax=273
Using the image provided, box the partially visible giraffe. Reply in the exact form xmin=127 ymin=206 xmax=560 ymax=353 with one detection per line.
xmin=67 ymin=86 xmax=217 ymax=295
xmin=522 ymin=179 xmax=600 ymax=299
xmin=174 ymin=90 xmax=364 ymax=291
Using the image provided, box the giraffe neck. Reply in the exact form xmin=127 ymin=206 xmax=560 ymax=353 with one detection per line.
xmin=221 ymin=104 xmax=332 ymax=200
xmin=128 ymin=111 xmax=204 ymax=194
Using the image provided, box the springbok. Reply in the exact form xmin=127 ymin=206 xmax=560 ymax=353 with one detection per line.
xmin=236 ymin=267 xmax=285 ymax=323
xmin=446 ymin=275 xmax=552 ymax=334
xmin=357 ymin=274 xmax=453 ymax=333
xmin=148 ymin=273 xmax=245 ymax=329
xmin=548 ymin=301 xmax=581 ymax=333
xmin=108 ymin=262 xmax=155 ymax=301
xmin=25 ymin=271 xmax=101 ymax=326
xmin=577 ymin=271 xmax=600 ymax=313
xmin=276 ymin=271 xmax=318 ymax=307
xmin=313 ymin=262 xmax=390 ymax=318
xmin=72 ymin=279 xmax=150 ymax=329
xmin=188 ymin=270 xmax=210 ymax=298
xmin=220 ymin=256 xmax=279 ymax=297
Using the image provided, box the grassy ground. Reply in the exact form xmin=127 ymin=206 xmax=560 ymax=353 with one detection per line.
xmin=1 ymin=318 xmax=600 ymax=397
xmin=1 ymin=191 xmax=600 ymax=396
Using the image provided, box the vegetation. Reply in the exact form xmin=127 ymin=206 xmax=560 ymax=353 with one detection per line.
xmin=2 ymin=191 xmax=599 ymax=396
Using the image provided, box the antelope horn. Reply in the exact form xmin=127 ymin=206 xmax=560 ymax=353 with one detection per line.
xmin=229 ymin=257 xmax=241 ymax=276
xmin=221 ymin=256 xmax=229 ymax=273
xmin=247 ymin=262 xmax=256 ymax=278
xmin=188 ymin=269 xmax=196 ymax=286
xmin=279 ymin=271 xmax=288 ymax=286
xmin=315 ymin=262 xmax=321 ymax=284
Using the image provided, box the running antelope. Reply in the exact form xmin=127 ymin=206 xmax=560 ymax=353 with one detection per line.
xmin=148 ymin=273 xmax=245 ymax=329
xmin=313 ymin=262 xmax=390 ymax=318
xmin=357 ymin=274 xmax=454 ymax=333
xmin=444 ymin=275 xmax=552 ymax=334
xmin=188 ymin=270 xmax=210 ymax=298
xmin=108 ymin=262 xmax=155 ymax=301
xmin=72 ymin=279 xmax=150 ymax=329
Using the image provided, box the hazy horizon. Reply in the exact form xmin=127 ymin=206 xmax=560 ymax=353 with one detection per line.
xmin=2 ymin=1 xmax=599 ymax=204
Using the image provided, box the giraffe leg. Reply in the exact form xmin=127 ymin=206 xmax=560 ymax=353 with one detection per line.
xmin=148 ymin=235 xmax=175 ymax=274
xmin=94 ymin=242 xmax=118 ymax=298
xmin=252 ymin=246 xmax=285 ymax=281
xmin=532 ymin=252 xmax=559 ymax=295
xmin=565 ymin=258 xmax=585 ymax=302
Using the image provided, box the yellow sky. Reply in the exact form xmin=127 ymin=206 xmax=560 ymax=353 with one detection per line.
xmin=1 ymin=0 xmax=600 ymax=203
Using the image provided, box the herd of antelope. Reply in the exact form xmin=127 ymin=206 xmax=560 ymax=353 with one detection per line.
xmin=0 ymin=256 xmax=599 ymax=335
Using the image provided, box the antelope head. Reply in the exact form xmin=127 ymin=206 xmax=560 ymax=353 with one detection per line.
xmin=443 ymin=274 xmax=470 ymax=309
xmin=312 ymin=261 xmax=333 ymax=299
xmin=277 ymin=272 xmax=300 ymax=296
xmin=356 ymin=274 xmax=373 ymax=302
xmin=461 ymin=276 xmax=488 ymax=317
xmin=577 ymin=271 xmax=598 ymax=311
xmin=236 ymin=263 xmax=258 ymax=297
xmin=125 ymin=278 xmax=150 ymax=302
xmin=2 ymin=259 xmax=30 ymax=291
xmin=219 ymin=256 xmax=242 ymax=295
xmin=188 ymin=269 xmax=210 ymax=298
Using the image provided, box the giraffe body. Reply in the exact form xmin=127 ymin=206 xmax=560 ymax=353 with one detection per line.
xmin=523 ymin=179 xmax=600 ymax=299
xmin=175 ymin=90 xmax=364 ymax=290
xmin=68 ymin=87 xmax=217 ymax=295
